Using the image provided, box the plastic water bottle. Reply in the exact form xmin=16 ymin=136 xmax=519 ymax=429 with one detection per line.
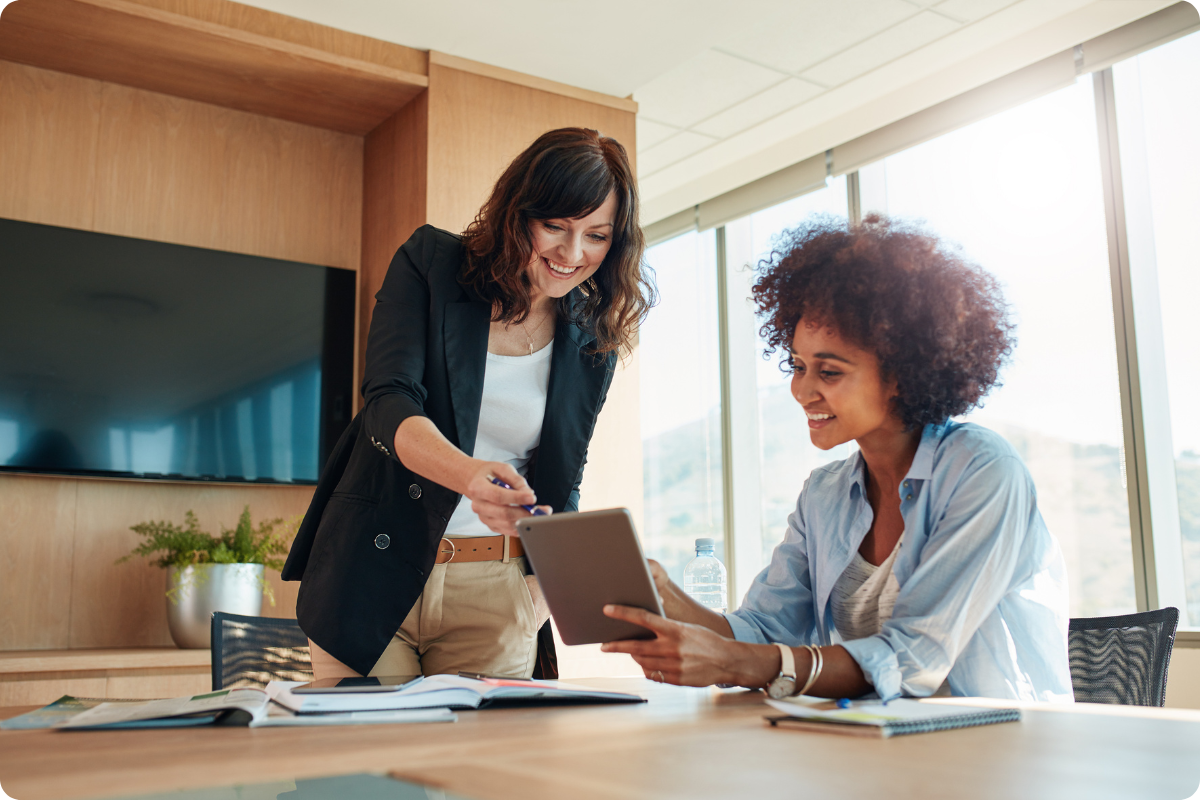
xmin=683 ymin=538 xmax=728 ymax=613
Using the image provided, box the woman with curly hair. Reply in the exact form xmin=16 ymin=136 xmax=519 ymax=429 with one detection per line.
xmin=603 ymin=215 xmax=1071 ymax=702
xmin=284 ymin=128 xmax=653 ymax=680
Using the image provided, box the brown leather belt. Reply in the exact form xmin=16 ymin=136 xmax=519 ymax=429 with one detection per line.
xmin=434 ymin=535 xmax=524 ymax=565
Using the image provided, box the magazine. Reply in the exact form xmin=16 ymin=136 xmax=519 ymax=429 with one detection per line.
xmin=41 ymin=687 xmax=454 ymax=730
xmin=272 ymin=674 xmax=646 ymax=714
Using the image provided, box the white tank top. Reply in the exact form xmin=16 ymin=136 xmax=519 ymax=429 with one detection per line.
xmin=831 ymin=536 xmax=903 ymax=641
xmin=443 ymin=341 xmax=553 ymax=537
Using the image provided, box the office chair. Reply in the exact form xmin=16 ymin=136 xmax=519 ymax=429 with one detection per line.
xmin=1068 ymin=607 xmax=1178 ymax=706
xmin=210 ymin=612 xmax=314 ymax=691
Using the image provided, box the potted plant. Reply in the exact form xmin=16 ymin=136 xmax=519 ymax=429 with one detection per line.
xmin=117 ymin=506 xmax=296 ymax=649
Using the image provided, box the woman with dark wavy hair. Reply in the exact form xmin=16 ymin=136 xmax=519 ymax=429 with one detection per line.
xmin=603 ymin=215 xmax=1072 ymax=702
xmin=284 ymin=127 xmax=653 ymax=680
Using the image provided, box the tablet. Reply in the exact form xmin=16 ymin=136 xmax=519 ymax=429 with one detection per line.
xmin=291 ymin=676 xmax=420 ymax=694
xmin=518 ymin=508 xmax=664 ymax=645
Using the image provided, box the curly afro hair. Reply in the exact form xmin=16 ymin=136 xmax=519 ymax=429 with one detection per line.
xmin=752 ymin=214 xmax=1014 ymax=430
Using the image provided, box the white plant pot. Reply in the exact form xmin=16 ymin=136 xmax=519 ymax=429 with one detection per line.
xmin=165 ymin=563 xmax=264 ymax=649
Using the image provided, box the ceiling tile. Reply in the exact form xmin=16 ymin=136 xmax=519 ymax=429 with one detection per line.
xmin=638 ymin=130 xmax=720 ymax=177
xmin=800 ymin=10 xmax=961 ymax=87
xmin=717 ymin=0 xmax=919 ymax=75
xmin=636 ymin=117 xmax=681 ymax=151
xmin=692 ymin=78 xmax=825 ymax=139
xmin=633 ymin=49 xmax=787 ymax=129
xmin=933 ymin=0 xmax=1021 ymax=23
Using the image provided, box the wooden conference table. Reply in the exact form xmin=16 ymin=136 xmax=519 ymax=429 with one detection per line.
xmin=3 ymin=678 xmax=1200 ymax=800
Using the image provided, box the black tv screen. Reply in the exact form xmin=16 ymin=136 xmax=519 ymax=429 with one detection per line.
xmin=0 ymin=218 xmax=355 ymax=483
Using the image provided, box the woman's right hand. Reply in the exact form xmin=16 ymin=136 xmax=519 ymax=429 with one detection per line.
xmin=463 ymin=460 xmax=551 ymax=536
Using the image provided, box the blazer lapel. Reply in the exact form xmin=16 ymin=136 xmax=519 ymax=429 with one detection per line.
xmin=534 ymin=314 xmax=607 ymax=509
xmin=444 ymin=300 xmax=490 ymax=456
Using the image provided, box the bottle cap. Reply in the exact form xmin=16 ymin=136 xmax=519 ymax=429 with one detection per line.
xmin=695 ymin=537 xmax=716 ymax=549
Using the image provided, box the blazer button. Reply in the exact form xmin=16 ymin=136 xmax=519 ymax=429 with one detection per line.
xmin=408 ymin=484 xmax=422 ymax=500
xmin=375 ymin=534 xmax=390 ymax=550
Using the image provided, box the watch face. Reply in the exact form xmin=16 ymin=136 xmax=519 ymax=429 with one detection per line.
xmin=767 ymin=676 xmax=797 ymax=700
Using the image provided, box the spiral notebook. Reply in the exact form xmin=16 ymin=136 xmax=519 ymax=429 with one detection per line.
xmin=765 ymin=697 xmax=1021 ymax=738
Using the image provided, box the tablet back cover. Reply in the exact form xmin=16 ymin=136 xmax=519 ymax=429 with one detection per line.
xmin=519 ymin=508 xmax=663 ymax=645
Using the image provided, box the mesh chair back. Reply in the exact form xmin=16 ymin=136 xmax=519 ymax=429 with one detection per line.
xmin=210 ymin=612 xmax=313 ymax=691
xmin=1068 ymin=607 xmax=1178 ymax=706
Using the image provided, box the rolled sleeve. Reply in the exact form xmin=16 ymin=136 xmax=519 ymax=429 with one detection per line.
xmin=727 ymin=491 xmax=819 ymax=647
xmin=724 ymin=611 xmax=768 ymax=644
xmin=361 ymin=228 xmax=437 ymax=457
xmin=841 ymin=637 xmax=903 ymax=701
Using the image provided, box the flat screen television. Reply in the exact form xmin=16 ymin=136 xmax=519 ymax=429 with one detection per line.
xmin=0 ymin=217 xmax=355 ymax=484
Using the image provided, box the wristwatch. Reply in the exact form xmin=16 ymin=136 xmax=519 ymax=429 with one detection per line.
xmin=766 ymin=643 xmax=797 ymax=699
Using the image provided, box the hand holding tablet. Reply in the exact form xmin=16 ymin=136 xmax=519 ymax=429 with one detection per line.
xmin=517 ymin=508 xmax=665 ymax=644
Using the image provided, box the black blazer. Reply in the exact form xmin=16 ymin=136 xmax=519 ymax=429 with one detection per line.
xmin=282 ymin=225 xmax=616 ymax=677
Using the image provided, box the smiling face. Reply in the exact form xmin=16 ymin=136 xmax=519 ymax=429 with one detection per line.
xmin=789 ymin=319 xmax=902 ymax=451
xmin=524 ymin=190 xmax=617 ymax=302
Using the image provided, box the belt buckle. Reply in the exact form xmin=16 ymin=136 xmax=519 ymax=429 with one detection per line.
xmin=435 ymin=538 xmax=457 ymax=565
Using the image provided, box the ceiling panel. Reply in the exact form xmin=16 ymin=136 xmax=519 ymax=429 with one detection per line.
xmin=718 ymin=0 xmax=921 ymax=75
xmin=692 ymin=77 xmax=825 ymax=138
xmin=800 ymin=10 xmax=962 ymax=87
xmin=632 ymin=49 xmax=786 ymax=129
xmin=934 ymin=0 xmax=1023 ymax=23
xmin=636 ymin=117 xmax=681 ymax=151
xmin=638 ymin=130 xmax=720 ymax=176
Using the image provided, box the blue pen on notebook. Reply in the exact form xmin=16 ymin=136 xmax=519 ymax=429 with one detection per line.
xmin=836 ymin=698 xmax=852 ymax=709
xmin=489 ymin=477 xmax=548 ymax=515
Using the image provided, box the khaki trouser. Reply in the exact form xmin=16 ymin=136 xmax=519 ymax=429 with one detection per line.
xmin=309 ymin=556 xmax=539 ymax=679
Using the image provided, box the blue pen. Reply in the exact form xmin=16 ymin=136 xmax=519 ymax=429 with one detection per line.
xmin=490 ymin=477 xmax=548 ymax=515
xmin=836 ymin=698 xmax=852 ymax=709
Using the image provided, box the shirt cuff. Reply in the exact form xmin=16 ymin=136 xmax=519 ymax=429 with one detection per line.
xmin=724 ymin=611 xmax=767 ymax=644
xmin=840 ymin=636 xmax=902 ymax=702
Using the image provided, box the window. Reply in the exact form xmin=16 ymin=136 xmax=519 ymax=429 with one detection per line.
xmin=640 ymin=230 xmax=725 ymax=582
xmin=1112 ymin=30 xmax=1200 ymax=624
xmin=635 ymin=15 xmax=1200 ymax=630
xmin=722 ymin=178 xmax=853 ymax=590
xmin=857 ymin=76 xmax=1135 ymax=617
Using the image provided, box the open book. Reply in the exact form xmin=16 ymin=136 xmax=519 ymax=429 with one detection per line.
xmin=765 ymin=696 xmax=1021 ymax=738
xmin=49 ymin=687 xmax=455 ymax=730
xmin=271 ymin=674 xmax=646 ymax=714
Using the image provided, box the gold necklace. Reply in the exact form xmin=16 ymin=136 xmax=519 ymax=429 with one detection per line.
xmin=518 ymin=309 xmax=553 ymax=355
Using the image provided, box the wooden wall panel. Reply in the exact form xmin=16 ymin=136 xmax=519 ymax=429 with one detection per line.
xmin=425 ymin=64 xmax=637 ymax=234
xmin=0 ymin=61 xmax=352 ymax=651
xmin=0 ymin=61 xmax=102 ymax=232
xmin=68 ymin=480 xmax=312 ymax=648
xmin=0 ymin=60 xmax=363 ymax=269
xmin=0 ymin=475 xmax=78 ymax=651
xmin=360 ymin=90 xmax=428 ymax=388
xmin=92 ymin=79 xmax=362 ymax=269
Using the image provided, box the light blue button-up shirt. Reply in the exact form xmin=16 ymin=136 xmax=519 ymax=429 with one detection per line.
xmin=726 ymin=421 xmax=1073 ymax=702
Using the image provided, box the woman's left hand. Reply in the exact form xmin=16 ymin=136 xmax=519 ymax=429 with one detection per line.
xmin=599 ymin=604 xmax=775 ymax=688
xmin=524 ymin=575 xmax=552 ymax=628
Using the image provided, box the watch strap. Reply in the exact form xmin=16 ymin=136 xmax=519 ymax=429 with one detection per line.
xmin=775 ymin=643 xmax=796 ymax=682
